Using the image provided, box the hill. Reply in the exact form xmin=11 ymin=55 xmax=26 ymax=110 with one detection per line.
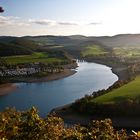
xmin=1 ymin=34 xmax=140 ymax=59
xmin=90 ymin=34 xmax=140 ymax=48
xmin=0 ymin=42 xmax=32 ymax=56
xmin=0 ymin=37 xmax=42 ymax=56
xmin=11 ymin=37 xmax=41 ymax=51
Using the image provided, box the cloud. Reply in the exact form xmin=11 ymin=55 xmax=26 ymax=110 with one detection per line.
xmin=0 ymin=16 xmax=30 ymax=26
xmin=0 ymin=16 xmax=79 ymax=27
xmin=30 ymin=19 xmax=78 ymax=26
xmin=27 ymin=18 xmax=102 ymax=27
xmin=58 ymin=22 xmax=78 ymax=26
xmin=88 ymin=22 xmax=102 ymax=25
xmin=29 ymin=19 xmax=56 ymax=26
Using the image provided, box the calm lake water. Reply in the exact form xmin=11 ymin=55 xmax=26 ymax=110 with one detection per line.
xmin=0 ymin=62 xmax=118 ymax=116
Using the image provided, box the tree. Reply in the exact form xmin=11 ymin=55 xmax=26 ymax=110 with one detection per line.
xmin=0 ymin=107 xmax=138 ymax=139
xmin=0 ymin=7 xmax=4 ymax=13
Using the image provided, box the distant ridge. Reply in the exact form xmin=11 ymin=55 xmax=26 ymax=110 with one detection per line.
xmin=1 ymin=34 xmax=140 ymax=56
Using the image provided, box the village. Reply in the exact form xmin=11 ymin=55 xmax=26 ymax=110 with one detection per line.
xmin=0 ymin=62 xmax=64 ymax=77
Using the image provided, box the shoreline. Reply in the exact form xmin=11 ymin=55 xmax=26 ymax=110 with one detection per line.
xmin=85 ymin=58 xmax=130 ymax=81
xmin=51 ymin=59 xmax=138 ymax=129
xmin=0 ymin=62 xmax=78 ymax=95
xmin=11 ymin=62 xmax=78 ymax=83
xmin=12 ymin=68 xmax=77 ymax=83
xmin=0 ymin=83 xmax=17 ymax=96
xmin=52 ymin=104 xmax=140 ymax=129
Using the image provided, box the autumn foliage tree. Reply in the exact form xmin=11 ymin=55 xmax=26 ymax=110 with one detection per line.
xmin=0 ymin=107 xmax=138 ymax=139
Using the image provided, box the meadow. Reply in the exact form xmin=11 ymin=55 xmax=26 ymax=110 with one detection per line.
xmin=3 ymin=52 xmax=64 ymax=65
xmin=92 ymin=76 xmax=140 ymax=104
xmin=81 ymin=45 xmax=108 ymax=57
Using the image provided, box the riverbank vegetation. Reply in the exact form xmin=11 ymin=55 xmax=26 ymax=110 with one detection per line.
xmin=70 ymin=76 xmax=140 ymax=119
xmin=90 ymin=76 xmax=140 ymax=117
xmin=93 ymin=76 xmax=140 ymax=104
xmin=0 ymin=107 xmax=138 ymax=140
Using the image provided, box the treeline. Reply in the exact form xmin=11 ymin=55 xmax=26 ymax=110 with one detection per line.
xmin=0 ymin=107 xmax=138 ymax=140
xmin=73 ymin=80 xmax=129 ymax=106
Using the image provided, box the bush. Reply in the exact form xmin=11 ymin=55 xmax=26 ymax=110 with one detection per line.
xmin=0 ymin=107 xmax=138 ymax=139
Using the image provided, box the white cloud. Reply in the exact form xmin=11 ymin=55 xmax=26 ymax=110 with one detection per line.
xmin=0 ymin=16 xmax=30 ymax=27
xmin=29 ymin=18 xmax=102 ymax=26
xmin=0 ymin=16 xmax=103 ymax=36
xmin=88 ymin=22 xmax=102 ymax=25
xmin=0 ymin=16 xmax=13 ymax=25
xmin=30 ymin=19 xmax=79 ymax=26
xmin=58 ymin=22 xmax=78 ymax=26
xmin=29 ymin=19 xmax=56 ymax=26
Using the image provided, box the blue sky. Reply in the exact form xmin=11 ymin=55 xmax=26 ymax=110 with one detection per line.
xmin=1 ymin=0 xmax=140 ymax=36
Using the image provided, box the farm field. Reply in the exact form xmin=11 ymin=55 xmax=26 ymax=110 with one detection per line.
xmin=3 ymin=52 xmax=64 ymax=65
xmin=81 ymin=45 xmax=108 ymax=57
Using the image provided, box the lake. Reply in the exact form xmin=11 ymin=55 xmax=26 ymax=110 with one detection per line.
xmin=0 ymin=62 xmax=118 ymax=116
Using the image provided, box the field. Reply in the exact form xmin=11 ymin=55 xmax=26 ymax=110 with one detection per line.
xmin=92 ymin=76 xmax=140 ymax=104
xmin=3 ymin=52 xmax=64 ymax=65
xmin=81 ymin=45 xmax=108 ymax=57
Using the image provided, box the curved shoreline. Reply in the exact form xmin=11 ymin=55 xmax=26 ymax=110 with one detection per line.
xmin=51 ymin=60 xmax=138 ymax=129
xmin=0 ymin=83 xmax=17 ymax=96
xmin=0 ymin=69 xmax=76 ymax=95
xmin=85 ymin=59 xmax=130 ymax=81
xmin=0 ymin=62 xmax=78 ymax=95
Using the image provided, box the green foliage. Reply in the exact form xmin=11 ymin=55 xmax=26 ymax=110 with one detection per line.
xmin=113 ymin=47 xmax=140 ymax=58
xmin=93 ymin=76 xmax=140 ymax=104
xmin=3 ymin=52 xmax=65 ymax=65
xmin=0 ymin=107 xmax=136 ymax=140
xmin=11 ymin=38 xmax=40 ymax=51
xmin=81 ymin=45 xmax=108 ymax=57
xmin=72 ymin=79 xmax=140 ymax=116
xmin=0 ymin=42 xmax=32 ymax=57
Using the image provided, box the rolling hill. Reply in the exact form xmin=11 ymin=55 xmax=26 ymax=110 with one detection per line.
xmin=1 ymin=34 xmax=140 ymax=57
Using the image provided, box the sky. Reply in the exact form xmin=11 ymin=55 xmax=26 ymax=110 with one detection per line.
xmin=0 ymin=0 xmax=140 ymax=36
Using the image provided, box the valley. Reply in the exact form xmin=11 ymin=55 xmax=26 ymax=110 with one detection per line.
xmin=1 ymin=34 xmax=140 ymax=130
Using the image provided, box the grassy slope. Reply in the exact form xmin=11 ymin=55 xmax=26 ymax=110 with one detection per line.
xmin=92 ymin=76 xmax=140 ymax=104
xmin=3 ymin=52 xmax=64 ymax=65
xmin=81 ymin=45 xmax=108 ymax=57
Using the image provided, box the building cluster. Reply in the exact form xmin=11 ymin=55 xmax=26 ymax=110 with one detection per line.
xmin=0 ymin=63 xmax=63 ymax=77
xmin=0 ymin=67 xmax=41 ymax=76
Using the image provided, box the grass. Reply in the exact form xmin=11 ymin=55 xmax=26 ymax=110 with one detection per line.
xmin=81 ymin=45 xmax=108 ymax=57
xmin=3 ymin=52 xmax=64 ymax=65
xmin=92 ymin=76 xmax=140 ymax=104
